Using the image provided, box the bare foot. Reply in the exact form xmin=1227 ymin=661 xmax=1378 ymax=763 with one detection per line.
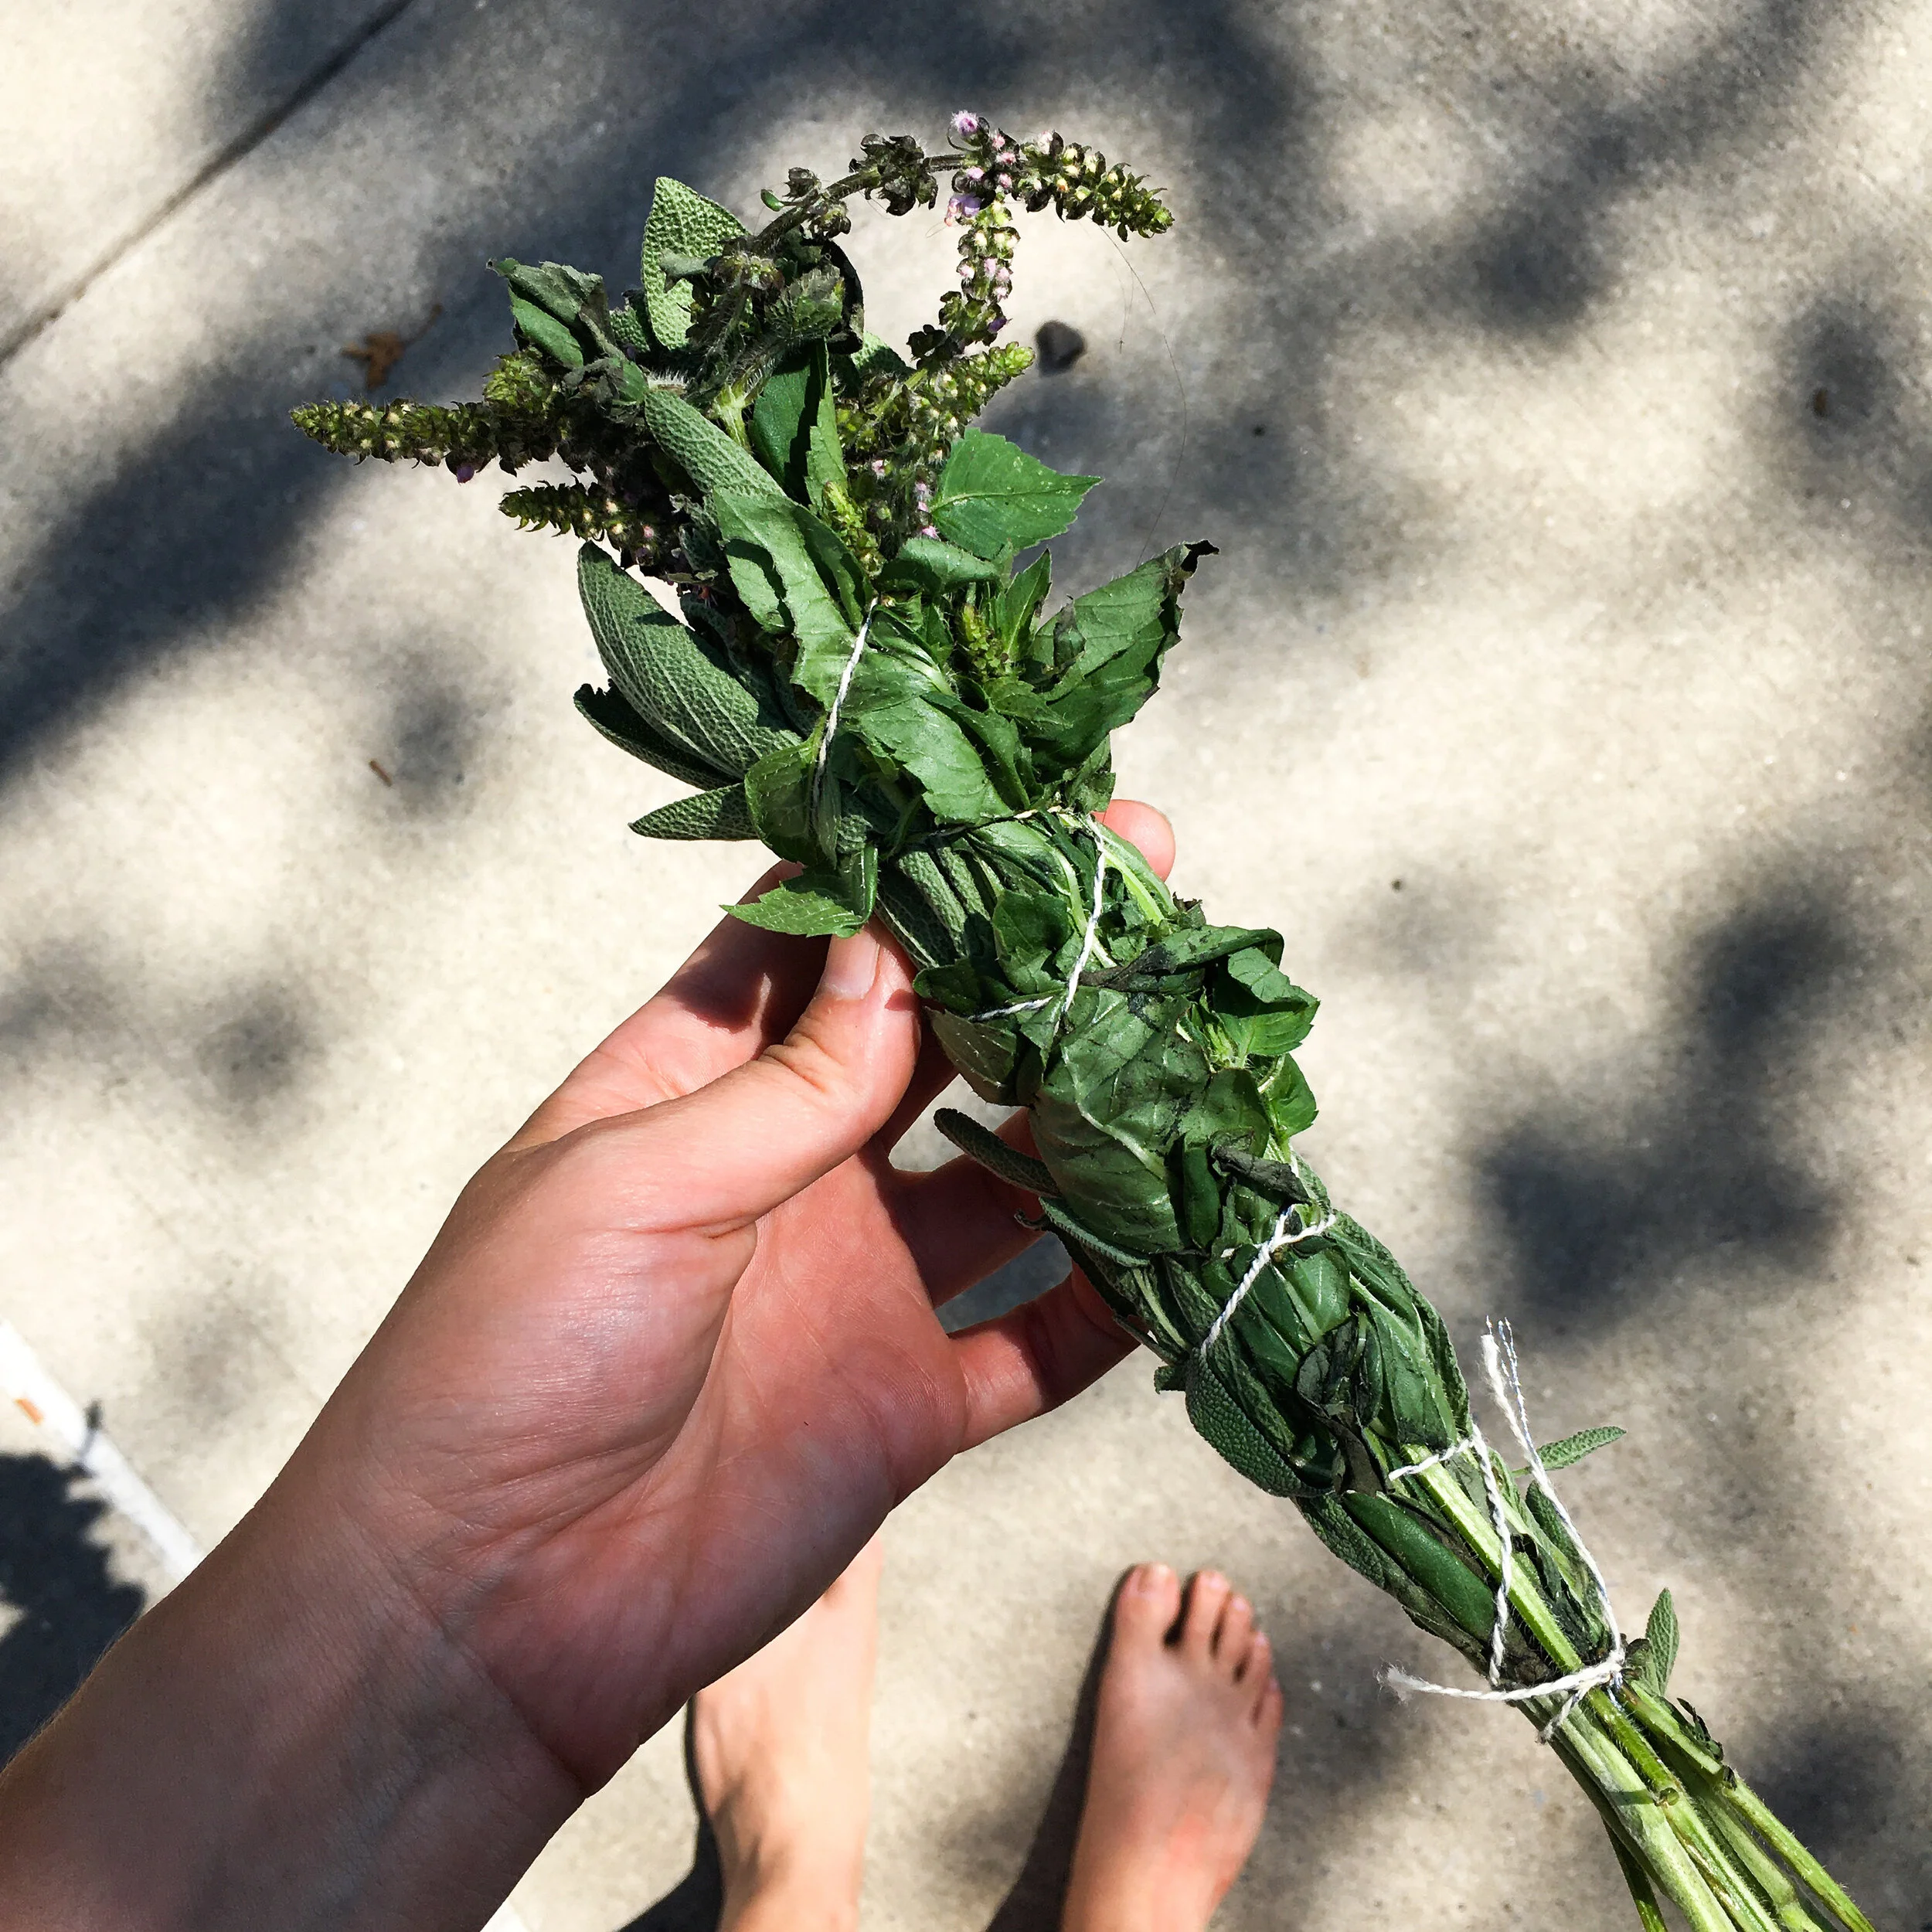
xmin=690 ymin=1536 xmax=883 ymax=1932
xmin=1061 ymin=1565 xmax=1284 ymax=1932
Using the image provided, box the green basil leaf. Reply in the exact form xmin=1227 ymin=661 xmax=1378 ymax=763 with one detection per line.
xmin=931 ymin=430 xmax=1097 ymax=558
xmin=731 ymin=871 xmax=866 ymax=937
xmin=743 ymin=741 xmax=819 ymax=865
xmin=850 ymin=697 xmax=1008 ymax=824
xmin=508 ymin=294 xmax=583 ymax=369
xmin=881 ymin=536 xmax=1005 ymax=597
xmin=750 ymin=344 xmax=845 ymax=505
xmin=711 ymin=495 xmax=859 ymax=687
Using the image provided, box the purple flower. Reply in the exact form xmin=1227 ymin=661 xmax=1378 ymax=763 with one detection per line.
xmin=958 ymin=165 xmax=985 ymax=185
xmin=958 ymin=260 xmax=977 ymax=284
xmin=985 ymin=310 xmax=1007 ymax=335
xmin=869 ymin=458 xmax=889 ymax=477
xmin=919 ymin=522 xmax=940 ymax=539
xmin=949 ymin=110 xmax=983 ymax=143
xmin=453 ymin=461 xmax=476 ymax=483
xmin=946 ymin=193 xmax=983 ymax=224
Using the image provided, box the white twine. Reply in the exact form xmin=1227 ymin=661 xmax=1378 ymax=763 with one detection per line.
xmin=1060 ymin=820 xmax=1108 ymax=1014
xmin=1196 ymin=1164 xmax=1340 ymax=1360
xmin=1380 ymin=1318 xmax=1625 ymax=1741
xmin=967 ymin=815 xmax=1110 ymax=1027
xmin=809 ymin=603 xmax=878 ymax=826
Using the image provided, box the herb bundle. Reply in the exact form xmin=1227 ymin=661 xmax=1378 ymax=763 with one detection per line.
xmin=296 ymin=116 xmax=1876 ymax=1931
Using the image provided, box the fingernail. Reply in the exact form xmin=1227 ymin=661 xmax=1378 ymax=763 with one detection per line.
xmin=820 ymin=928 xmax=881 ymax=1002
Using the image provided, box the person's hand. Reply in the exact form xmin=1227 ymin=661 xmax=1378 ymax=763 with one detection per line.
xmin=308 ymin=794 xmax=1174 ymax=1788
xmin=0 ymin=800 xmax=1173 ymax=1932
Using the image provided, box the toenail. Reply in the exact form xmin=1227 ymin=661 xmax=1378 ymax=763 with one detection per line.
xmin=1231 ymin=1595 xmax=1250 ymax=1617
xmin=1134 ymin=1563 xmax=1175 ymax=1592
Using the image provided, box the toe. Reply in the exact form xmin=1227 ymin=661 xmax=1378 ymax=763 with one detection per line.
xmin=1250 ymin=1641 xmax=1284 ymax=1729
xmin=1112 ymin=1562 xmax=1183 ymax=1649
xmin=1180 ymin=1570 xmax=1232 ymax=1658
xmin=1216 ymin=1592 xmax=1254 ymax=1674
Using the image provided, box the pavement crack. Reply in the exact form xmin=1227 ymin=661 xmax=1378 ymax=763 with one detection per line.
xmin=0 ymin=0 xmax=426 ymax=369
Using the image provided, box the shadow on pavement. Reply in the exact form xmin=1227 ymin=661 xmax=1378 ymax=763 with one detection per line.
xmin=0 ymin=1452 xmax=147 ymax=1765
xmin=1483 ymin=866 xmax=1855 ymax=1332
xmin=978 ymin=1577 xmax=1114 ymax=1932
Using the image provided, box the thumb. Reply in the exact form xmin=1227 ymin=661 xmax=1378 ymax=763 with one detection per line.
xmin=618 ymin=924 xmax=923 ymax=1230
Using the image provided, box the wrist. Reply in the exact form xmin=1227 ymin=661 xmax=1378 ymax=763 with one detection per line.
xmin=0 ymin=1458 xmax=578 ymax=1930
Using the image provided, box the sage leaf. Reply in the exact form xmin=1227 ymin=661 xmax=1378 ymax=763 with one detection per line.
xmin=1633 ymin=1587 xmax=1681 ymax=1696
xmin=639 ymin=176 xmax=746 ymax=352
xmin=577 ymin=548 xmax=796 ymax=778
xmin=507 ymin=294 xmax=584 ymax=369
xmin=933 ymin=1107 xmax=1055 ymax=1196
xmin=1537 ymin=1426 xmax=1628 ymax=1471
xmin=629 ymin=783 xmax=757 ymax=841
xmin=641 ymin=388 xmax=787 ymax=504
xmin=573 ymin=684 xmax=728 ymax=790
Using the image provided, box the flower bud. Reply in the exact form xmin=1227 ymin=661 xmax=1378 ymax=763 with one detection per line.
xmin=949 ymin=110 xmax=984 ymax=143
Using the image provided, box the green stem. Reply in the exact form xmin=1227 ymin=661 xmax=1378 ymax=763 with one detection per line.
xmin=1556 ymin=1710 xmax=1734 ymax=1932
xmin=1590 ymin=1691 xmax=1783 ymax=1932
xmin=1608 ymin=1825 xmax=1673 ymax=1932
xmin=747 ymin=154 xmax=967 ymax=253
xmin=1695 ymin=1781 xmax=1828 ymax=1932
xmin=1716 ymin=1774 xmax=1878 ymax=1932
xmin=1412 ymin=1459 xmax=1583 ymax=1673
xmin=1622 ymin=1684 xmax=1876 ymax=1932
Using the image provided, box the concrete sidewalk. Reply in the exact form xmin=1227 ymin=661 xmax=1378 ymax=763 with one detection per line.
xmin=3 ymin=1 xmax=1930 ymax=1925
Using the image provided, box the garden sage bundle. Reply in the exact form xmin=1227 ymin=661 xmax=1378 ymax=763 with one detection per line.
xmin=297 ymin=116 xmax=1876 ymax=1932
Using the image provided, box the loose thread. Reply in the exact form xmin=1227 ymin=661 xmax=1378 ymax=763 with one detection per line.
xmin=809 ymin=603 xmax=877 ymax=828
xmin=1380 ymin=1318 xmax=1624 ymax=1741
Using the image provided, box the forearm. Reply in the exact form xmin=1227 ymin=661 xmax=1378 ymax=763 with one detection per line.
xmin=0 ymin=1468 xmax=578 ymax=1932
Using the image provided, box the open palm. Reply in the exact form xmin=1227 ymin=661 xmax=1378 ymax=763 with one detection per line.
xmin=296 ymin=803 xmax=1173 ymax=1791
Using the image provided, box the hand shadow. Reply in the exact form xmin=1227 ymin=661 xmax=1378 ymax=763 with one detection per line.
xmin=0 ymin=1451 xmax=148 ymax=1766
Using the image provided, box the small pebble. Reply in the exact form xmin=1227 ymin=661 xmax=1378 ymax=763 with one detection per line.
xmin=1036 ymin=319 xmax=1086 ymax=372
